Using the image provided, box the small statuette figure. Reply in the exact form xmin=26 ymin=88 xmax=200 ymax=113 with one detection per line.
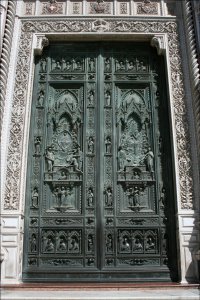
xmin=145 ymin=147 xmax=154 ymax=173
xmin=105 ymin=187 xmax=112 ymax=207
xmin=55 ymin=60 xmax=61 ymax=70
xmin=34 ymin=137 xmax=41 ymax=155
xmin=89 ymin=58 xmax=95 ymax=72
xmin=88 ymin=235 xmax=94 ymax=252
xmin=69 ymin=237 xmax=79 ymax=251
xmin=30 ymin=234 xmax=37 ymax=252
xmin=59 ymin=170 xmax=67 ymax=180
xmin=118 ymin=146 xmax=127 ymax=171
xmin=58 ymin=238 xmax=67 ymax=251
xmin=75 ymin=60 xmax=82 ymax=70
xmin=38 ymin=90 xmax=44 ymax=106
xmin=105 ymin=136 xmax=112 ymax=153
xmin=127 ymin=60 xmax=134 ymax=70
xmin=117 ymin=60 xmax=125 ymax=70
xmin=121 ymin=236 xmax=130 ymax=251
xmin=88 ymin=90 xmax=94 ymax=105
xmin=105 ymin=91 xmax=111 ymax=106
xmin=87 ymin=188 xmax=94 ymax=207
xmin=58 ymin=186 xmax=66 ymax=206
xmin=133 ymin=237 xmax=143 ymax=251
xmin=160 ymin=187 xmax=166 ymax=208
xmin=40 ymin=58 xmax=46 ymax=72
xmin=88 ymin=137 xmax=94 ymax=153
xmin=106 ymin=234 xmax=113 ymax=252
xmin=45 ymin=146 xmax=54 ymax=172
xmin=31 ymin=187 xmax=39 ymax=208
xmin=65 ymin=60 xmax=71 ymax=71
xmin=145 ymin=236 xmax=155 ymax=251
xmin=105 ymin=58 xmax=110 ymax=71
xmin=132 ymin=186 xmax=140 ymax=207
xmin=45 ymin=238 xmax=55 ymax=252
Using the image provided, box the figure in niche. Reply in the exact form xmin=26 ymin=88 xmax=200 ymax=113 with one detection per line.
xmin=53 ymin=187 xmax=59 ymax=206
xmin=75 ymin=60 xmax=82 ymax=70
xmin=69 ymin=237 xmax=79 ymax=251
xmin=88 ymin=137 xmax=94 ymax=153
xmin=105 ymin=58 xmax=111 ymax=71
xmin=127 ymin=60 xmax=134 ymax=71
xmin=40 ymin=58 xmax=46 ymax=72
xmin=160 ymin=187 xmax=166 ymax=208
xmin=118 ymin=146 xmax=127 ymax=171
xmin=31 ymin=188 xmax=39 ymax=208
xmin=87 ymin=188 xmax=94 ymax=207
xmin=133 ymin=170 xmax=140 ymax=179
xmin=54 ymin=60 xmax=61 ymax=70
xmin=89 ymin=58 xmax=95 ymax=72
xmin=116 ymin=60 xmax=125 ymax=71
xmin=88 ymin=235 xmax=94 ymax=252
xmin=38 ymin=90 xmax=44 ymax=107
xmin=77 ymin=146 xmax=83 ymax=170
xmin=30 ymin=234 xmax=37 ymax=252
xmin=58 ymin=186 xmax=66 ymax=206
xmin=34 ymin=137 xmax=41 ymax=155
xmin=45 ymin=147 xmax=54 ymax=172
xmin=121 ymin=236 xmax=130 ymax=251
xmin=144 ymin=147 xmax=154 ymax=173
xmin=88 ymin=90 xmax=94 ymax=105
xmin=65 ymin=60 xmax=71 ymax=71
xmin=145 ymin=236 xmax=155 ymax=251
xmin=105 ymin=91 xmax=111 ymax=106
xmin=105 ymin=136 xmax=112 ymax=153
xmin=106 ymin=234 xmax=113 ymax=252
xmin=133 ymin=237 xmax=143 ymax=251
xmin=105 ymin=187 xmax=112 ymax=207
xmin=59 ymin=170 xmax=67 ymax=180
xmin=131 ymin=186 xmax=140 ymax=207
xmin=138 ymin=61 xmax=146 ymax=71
xmin=58 ymin=238 xmax=67 ymax=251
xmin=45 ymin=238 xmax=55 ymax=252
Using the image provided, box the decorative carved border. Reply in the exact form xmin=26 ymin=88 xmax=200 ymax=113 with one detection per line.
xmin=3 ymin=18 xmax=194 ymax=211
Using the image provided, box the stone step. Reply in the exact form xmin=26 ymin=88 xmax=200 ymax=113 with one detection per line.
xmin=1 ymin=288 xmax=200 ymax=300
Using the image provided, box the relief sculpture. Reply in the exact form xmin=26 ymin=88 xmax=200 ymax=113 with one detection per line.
xmin=116 ymin=88 xmax=154 ymax=212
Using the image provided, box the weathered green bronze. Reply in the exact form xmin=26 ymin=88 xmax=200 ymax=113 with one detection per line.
xmin=23 ymin=43 xmax=178 ymax=282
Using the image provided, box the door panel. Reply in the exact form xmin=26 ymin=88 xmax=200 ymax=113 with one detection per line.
xmin=23 ymin=43 xmax=178 ymax=281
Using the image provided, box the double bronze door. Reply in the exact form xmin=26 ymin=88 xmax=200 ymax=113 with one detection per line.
xmin=23 ymin=43 xmax=178 ymax=282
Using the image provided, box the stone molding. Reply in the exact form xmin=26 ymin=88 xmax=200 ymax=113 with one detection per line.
xmin=0 ymin=0 xmax=17 ymax=136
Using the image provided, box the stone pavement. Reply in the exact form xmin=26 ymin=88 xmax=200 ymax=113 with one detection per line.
xmin=1 ymin=287 xmax=199 ymax=300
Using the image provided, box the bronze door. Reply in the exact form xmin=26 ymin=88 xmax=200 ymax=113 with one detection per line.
xmin=23 ymin=43 xmax=178 ymax=282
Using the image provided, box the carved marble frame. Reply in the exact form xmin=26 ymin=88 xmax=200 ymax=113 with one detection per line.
xmin=1 ymin=18 xmax=198 ymax=283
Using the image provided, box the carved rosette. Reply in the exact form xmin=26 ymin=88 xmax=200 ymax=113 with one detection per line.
xmin=42 ymin=0 xmax=63 ymax=14
xmin=3 ymin=19 xmax=193 ymax=211
xmin=137 ymin=1 xmax=158 ymax=15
